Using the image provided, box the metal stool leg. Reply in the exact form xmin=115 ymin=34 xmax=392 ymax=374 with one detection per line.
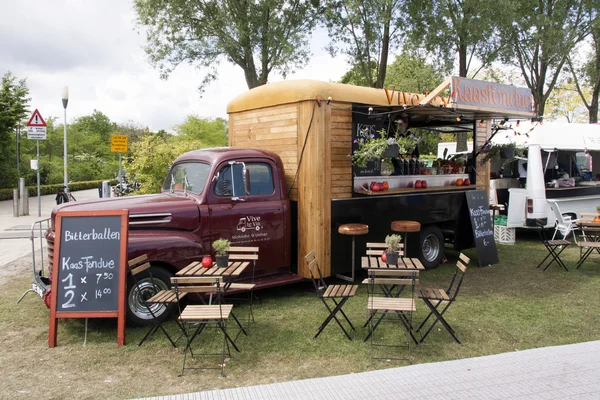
xmin=337 ymin=236 xmax=356 ymax=282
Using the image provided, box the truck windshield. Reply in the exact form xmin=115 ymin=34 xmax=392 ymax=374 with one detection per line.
xmin=162 ymin=162 xmax=210 ymax=194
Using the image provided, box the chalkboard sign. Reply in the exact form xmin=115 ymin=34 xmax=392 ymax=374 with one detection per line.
xmin=49 ymin=210 xmax=129 ymax=347
xmin=465 ymin=190 xmax=499 ymax=267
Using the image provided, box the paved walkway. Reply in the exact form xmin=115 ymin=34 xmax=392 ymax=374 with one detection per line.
xmin=140 ymin=340 xmax=600 ymax=400
xmin=0 ymin=188 xmax=101 ymax=266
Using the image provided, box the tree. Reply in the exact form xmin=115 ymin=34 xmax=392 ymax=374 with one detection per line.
xmin=125 ymin=135 xmax=205 ymax=194
xmin=134 ymin=0 xmax=319 ymax=91
xmin=384 ymin=52 xmax=445 ymax=93
xmin=404 ymin=0 xmax=501 ymax=78
xmin=545 ymin=81 xmax=589 ymax=123
xmin=568 ymin=0 xmax=600 ymax=123
xmin=324 ymin=0 xmax=404 ymax=88
xmin=501 ymin=0 xmax=592 ymax=116
xmin=173 ymin=115 xmax=228 ymax=146
xmin=0 ymin=72 xmax=30 ymax=188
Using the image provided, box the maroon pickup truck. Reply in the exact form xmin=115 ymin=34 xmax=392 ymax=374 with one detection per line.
xmin=47 ymin=148 xmax=303 ymax=325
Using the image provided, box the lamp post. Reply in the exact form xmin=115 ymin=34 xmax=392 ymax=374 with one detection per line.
xmin=62 ymin=86 xmax=69 ymax=192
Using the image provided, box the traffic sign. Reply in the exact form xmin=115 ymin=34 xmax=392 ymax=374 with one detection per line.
xmin=26 ymin=109 xmax=47 ymax=127
xmin=111 ymin=135 xmax=128 ymax=153
xmin=27 ymin=126 xmax=47 ymax=140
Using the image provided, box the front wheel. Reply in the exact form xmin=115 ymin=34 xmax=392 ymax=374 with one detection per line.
xmin=418 ymin=225 xmax=444 ymax=269
xmin=126 ymin=265 xmax=175 ymax=326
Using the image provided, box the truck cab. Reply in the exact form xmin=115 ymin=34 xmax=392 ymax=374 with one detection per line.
xmin=46 ymin=148 xmax=298 ymax=326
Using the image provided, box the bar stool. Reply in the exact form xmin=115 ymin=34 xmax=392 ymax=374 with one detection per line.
xmin=337 ymin=223 xmax=369 ymax=282
xmin=391 ymin=220 xmax=421 ymax=257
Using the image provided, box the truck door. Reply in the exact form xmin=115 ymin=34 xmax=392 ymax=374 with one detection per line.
xmin=207 ymin=160 xmax=286 ymax=277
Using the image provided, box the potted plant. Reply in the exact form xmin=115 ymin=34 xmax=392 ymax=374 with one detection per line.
xmin=380 ymin=158 xmax=394 ymax=176
xmin=384 ymin=234 xmax=403 ymax=265
xmin=212 ymin=238 xmax=231 ymax=267
xmin=352 ymin=129 xmax=417 ymax=168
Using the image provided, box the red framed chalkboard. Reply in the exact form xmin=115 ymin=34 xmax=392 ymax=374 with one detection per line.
xmin=49 ymin=209 xmax=129 ymax=347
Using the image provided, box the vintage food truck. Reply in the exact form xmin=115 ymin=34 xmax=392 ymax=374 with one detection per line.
xmin=41 ymin=78 xmax=534 ymax=325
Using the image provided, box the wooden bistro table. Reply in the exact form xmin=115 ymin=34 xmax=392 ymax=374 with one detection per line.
xmin=176 ymin=260 xmax=250 ymax=342
xmin=575 ymin=219 xmax=600 ymax=269
xmin=361 ymin=255 xmax=424 ymax=343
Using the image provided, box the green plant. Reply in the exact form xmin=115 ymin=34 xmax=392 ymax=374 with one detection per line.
xmin=480 ymin=142 xmax=523 ymax=165
xmin=351 ymin=129 xmax=417 ymax=168
xmin=212 ymin=238 xmax=231 ymax=255
xmin=384 ymin=234 xmax=403 ymax=252
xmin=596 ymin=205 xmax=600 ymax=214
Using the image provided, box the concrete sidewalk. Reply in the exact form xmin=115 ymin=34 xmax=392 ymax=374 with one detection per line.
xmin=0 ymin=188 xmax=101 ymax=267
xmin=139 ymin=340 xmax=600 ymax=400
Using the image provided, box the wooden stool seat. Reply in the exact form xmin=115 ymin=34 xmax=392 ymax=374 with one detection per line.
xmin=337 ymin=223 xmax=369 ymax=282
xmin=391 ymin=220 xmax=421 ymax=233
xmin=338 ymin=223 xmax=369 ymax=236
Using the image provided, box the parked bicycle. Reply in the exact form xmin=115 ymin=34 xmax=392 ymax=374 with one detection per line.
xmin=55 ymin=185 xmax=76 ymax=205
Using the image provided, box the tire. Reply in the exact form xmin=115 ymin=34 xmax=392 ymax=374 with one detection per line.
xmin=418 ymin=225 xmax=445 ymax=269
xmin=126 ymin=265 xmax=175 ymax=327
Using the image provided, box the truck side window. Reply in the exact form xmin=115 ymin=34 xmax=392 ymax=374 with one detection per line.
xmin=215 ymin=163 xmax=274 ymax=197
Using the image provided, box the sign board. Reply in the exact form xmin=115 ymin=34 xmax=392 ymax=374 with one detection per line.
xmin=111 ymin=135 xmax=128 ymax=153
xmin=451 ymin=76 xmax=534 ymax=115
xmin=49 ymin=210 xmax=129 ymax=347
xmin=30 ymin=159 xmax=38 ymax=170
xmin=464 ymin=190 xmax=499 ymax=267
xmin=352 ymin=107 xmax=386 ymax=177
xmin=26 ymin=109 xmax=47 ymax=140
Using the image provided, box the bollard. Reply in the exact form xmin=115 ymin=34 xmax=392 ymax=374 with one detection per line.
xmin=13 ymin=189 xmax=19 ymax=217
xmin=102 ymin=180 xmax=111 ymax=198
xmin=22 ymin=189 xmax=29 ymax=216
xmin=19 ymin=178 xmax=26 ymax=216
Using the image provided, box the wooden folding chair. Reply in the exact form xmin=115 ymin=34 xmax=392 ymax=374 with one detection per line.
xmin=128 ymin=254 xmax=182 ymax=348
xmin=225 ymin=246 xmax=258 ymax=329
xmin=536 ymin=220 xmax=570 ymax=271
xmin=367 ymin=269 xmax=418 ymax=361
xmin=171 ymin=276 xmax=236 ymax=377
xmin=304 ymin=250 xmax=358 ymax=340
xmin=416 ymin=253 xmax=469 ymax=345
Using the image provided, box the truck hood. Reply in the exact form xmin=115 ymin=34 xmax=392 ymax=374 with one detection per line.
xmin=52 ymin=193 xmax=200 ymax=231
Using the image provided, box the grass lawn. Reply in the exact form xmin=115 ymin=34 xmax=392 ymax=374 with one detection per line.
xmin=2 ymin=231 xmax=600 ymax=399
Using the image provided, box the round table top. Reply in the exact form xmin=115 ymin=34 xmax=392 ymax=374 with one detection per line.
xmin=391 ymin=220 xmax=421 ymax=233
xmin=338 ymin=223 xmax=369 ymax=235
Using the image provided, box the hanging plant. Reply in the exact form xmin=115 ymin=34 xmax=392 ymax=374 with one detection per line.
xmin=352 ymin=129 xmax=417 ymax=168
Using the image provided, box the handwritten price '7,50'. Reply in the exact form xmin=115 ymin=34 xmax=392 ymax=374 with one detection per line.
xmin=96 ymin=272 xmax=114 ymax=283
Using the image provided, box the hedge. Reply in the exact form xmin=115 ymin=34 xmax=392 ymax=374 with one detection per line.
xmin=0 ymin=180 xmax=118 ymax=201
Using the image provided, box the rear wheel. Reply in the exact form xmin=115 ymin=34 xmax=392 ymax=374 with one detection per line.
xmin=418 ymin=225 xmax=444 ymax=269
xmin=126 ymin=265 xmax=175 ymax=327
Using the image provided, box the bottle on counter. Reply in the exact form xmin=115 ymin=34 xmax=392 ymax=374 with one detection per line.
xmin=409 ymin=155 xmax=416 ymax=175
xmin=403 ymin=156 xmax=410 ymax=175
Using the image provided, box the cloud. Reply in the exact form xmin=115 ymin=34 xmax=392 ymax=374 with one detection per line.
xmin=0 ymin=0 xmax=347 ymax=132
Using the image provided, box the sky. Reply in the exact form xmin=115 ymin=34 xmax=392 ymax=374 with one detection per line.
xmin=0 ymin=0 xmax=349 ymax=132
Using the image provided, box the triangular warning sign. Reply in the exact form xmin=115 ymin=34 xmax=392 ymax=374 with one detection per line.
xmin=26 ymin=109 xmax=47 ymax=127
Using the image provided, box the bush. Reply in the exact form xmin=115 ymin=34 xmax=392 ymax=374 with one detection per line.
xmin=0 ymin=180 xmax=117 ymax=201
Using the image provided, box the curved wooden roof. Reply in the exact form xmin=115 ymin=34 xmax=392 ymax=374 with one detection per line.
xmin=226 ymin=79 xmax=444 ymax=113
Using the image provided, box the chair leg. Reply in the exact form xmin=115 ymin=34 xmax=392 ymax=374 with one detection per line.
xmin=419 ymin=299 xmax=460 ymax=345
xmin=543 ymin=245 xmax=569 ymax=271
xmin=577 ymin=247 xmax=595 ymax=269
xmin=315 ymin=297 xmax=353 ymax=340
xmin=415 ymin=299 xmax=442 ymax=333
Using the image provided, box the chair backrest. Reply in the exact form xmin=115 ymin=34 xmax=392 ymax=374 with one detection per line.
xmin=128 ymin=254 xmax=150 ymax=276
xmin=304 ymin=250 xmax=327 ymax=295
xmin=229 ymin=246 xmax=258 ymax=282
xmin=171 ymin=276 xmax=225 ymax=315
xmin=549 ymin=201 xmax=577 ymax=241
xmin=368 ymin=268 xmax=418 ymax=304
xmin=447 ymin=253 xmax=469 ymax=300
xmin=366 ymin=242 xmax=404 ymax=257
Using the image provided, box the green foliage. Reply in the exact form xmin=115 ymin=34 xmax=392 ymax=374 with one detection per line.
xmin=173 ymin=115 xmax=228 ymax=146
xmin=500 ymin=0 xmax=593 ymax=116
xmin=212 ymin=238 xmax=231 ymax=255
xmin=352 ymin=128 xmax=417 ymax=168
xmin=134 ymin=0 xmax=319 ymax=90
xmin=0 ymin=71 xmax=30 ymax=188
xmin=545 ymin=81 xmax=589 ymax=123
xmin=404 ymin=0 xmax=501 ymax=77
xmin=324 ymin=0 xmax=404 ymax=88
xmin=384 ymin=234 xmax=402 ymax=252
xmin=125 ymin=133 xmax=205 ymax=194
xmin=384 ymin=52 xmax=445 ymax=93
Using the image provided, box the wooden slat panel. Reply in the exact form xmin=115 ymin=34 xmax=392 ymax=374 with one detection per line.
xmin=128 ymin=254 xmax=148 ymax=267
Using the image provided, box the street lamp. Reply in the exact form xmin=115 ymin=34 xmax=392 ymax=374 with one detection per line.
xmin=62 ymin=86 xmax=68 ymax=192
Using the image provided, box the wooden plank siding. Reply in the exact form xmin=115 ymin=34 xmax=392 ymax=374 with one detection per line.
xmin=229 ymin=103 xmax=300 ymax=200
xmin=330 ymin=105 xmax=353 ymax=199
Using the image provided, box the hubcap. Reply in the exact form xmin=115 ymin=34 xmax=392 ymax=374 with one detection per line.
xmin=128 ymin=278 xmax=169 ymax=320
xmin=422 ymin=233 xmax=440 ymax=263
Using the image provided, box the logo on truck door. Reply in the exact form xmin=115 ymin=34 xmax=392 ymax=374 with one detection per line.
xmin=236 ymin=216 xmax=263 ymax=232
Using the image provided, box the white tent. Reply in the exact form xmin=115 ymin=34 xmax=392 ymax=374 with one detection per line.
xmin=491 ymin=122 xmax=600 ymax=151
